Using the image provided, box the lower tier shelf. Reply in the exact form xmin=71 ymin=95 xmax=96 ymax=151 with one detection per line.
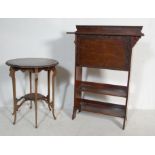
xmin=78 ymin=98 xmax=125 ymax=118
xmin=23 ymin=93 xmax=47 ymax=101
xmin=76 ymin=81 xmax=127 ymax=98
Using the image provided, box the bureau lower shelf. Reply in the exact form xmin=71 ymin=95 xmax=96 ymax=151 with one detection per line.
xmin=77 ymin=98 xmax=125 ymax=118
xmin=76 ymin=81 xmax=127 ymax=98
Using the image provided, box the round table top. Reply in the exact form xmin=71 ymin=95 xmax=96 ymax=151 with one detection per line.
xmin=6 ymin=58 xmax=59 ymax=69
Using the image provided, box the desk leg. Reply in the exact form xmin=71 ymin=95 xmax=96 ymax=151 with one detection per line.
xmin=34 ymin=68 xmax=38 ymax=128
xmin=10 ymin=67 xmax=17 ymax=125
xmin=72 ymin=66 xmax=82 ymax=120
xmin=29 ymin=72 xmax=32 ymax=109
xmin=123 ymin=97 xmax=128 ymax=130
xmin=123 ymin=71 xmax=130 ymax=130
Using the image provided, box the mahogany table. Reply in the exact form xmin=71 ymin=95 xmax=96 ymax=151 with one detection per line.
xmin=67 ymin=25 xmax=144 ymax=129
xmin=6 ymin=58 xmax=58 ymax=128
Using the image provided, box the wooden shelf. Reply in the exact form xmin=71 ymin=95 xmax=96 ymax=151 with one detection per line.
xmin=24 ymin=93 xmax=47 ymax=101
xmin=78 ymin=98 xmax=125 ymax=118
xmin=76 ymin=81 xmax=127 ymax=98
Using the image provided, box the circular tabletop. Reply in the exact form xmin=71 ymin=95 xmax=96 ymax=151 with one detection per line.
xmin=6 ymin=58 xmax=59 ymax=69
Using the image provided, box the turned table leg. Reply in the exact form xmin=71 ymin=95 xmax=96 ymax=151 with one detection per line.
xmin=47 ymin=69 xmax=56 ymax=120
xmin=52 ymin=68 xmax=56 ymax=120
xmin=47 ymin=70 xmax=51 ymax=111
xmin=29 ymin=72 xmax=32 ymax=109
xmin=10 ymin=67 xmax=17 ymax=125
xmin=34 ymin=68 xmax=38 ymax=128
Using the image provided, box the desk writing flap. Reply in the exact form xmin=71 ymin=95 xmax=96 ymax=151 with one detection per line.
xmin=76 ymin=35 xmax=131 ymax=71
xmin=67 ymin=25 xmax=143 ymax=71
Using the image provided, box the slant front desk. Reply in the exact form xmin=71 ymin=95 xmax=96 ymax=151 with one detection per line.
xmin=67 ymin=25 xmax=144 ymax=129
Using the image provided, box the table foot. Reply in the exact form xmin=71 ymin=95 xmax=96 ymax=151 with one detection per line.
xmin=30 ymin=101 xmax=32 ymax=109
xmin=13 ymin=112 xmax=17 ymax=125
xmin=52 ymin=109 xmax=56 ymax=120
xmin=48 ymin=104 xmax=52 ymax=111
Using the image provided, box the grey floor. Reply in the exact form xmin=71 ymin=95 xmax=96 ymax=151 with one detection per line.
xmin=0 ymin=104 xmax=155 ymax=136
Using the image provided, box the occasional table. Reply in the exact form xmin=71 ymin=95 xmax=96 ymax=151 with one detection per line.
xmin=6 ymin=58 xmax=58 ymax=128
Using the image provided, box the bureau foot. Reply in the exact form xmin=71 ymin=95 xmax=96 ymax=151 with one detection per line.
xmin=78 ymin=105 xmax=81 ymax=112
xmin=122 ymin=118 xmax=126 ymax=130
xmin=72 ymin=107 xmax=77 ymax=120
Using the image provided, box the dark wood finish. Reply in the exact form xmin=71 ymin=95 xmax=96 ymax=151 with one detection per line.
xmin=80 ymin=98 xmax=125 ymax=118
xmin=67 ymin=25 xmax=144 ymax=36
xmin=67 ymin=25 xmax=143 ymax=129
xmin=6 ymin=58 xmax=58 ymax=128
xmin=76 ymin=35 xmax=131 ymax=70
xmin=76 ymin=81 xmax=127 ymax=97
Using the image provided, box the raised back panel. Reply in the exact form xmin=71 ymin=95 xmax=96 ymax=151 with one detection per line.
xmin=76 ymin=35 xmax=131 ymax=71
